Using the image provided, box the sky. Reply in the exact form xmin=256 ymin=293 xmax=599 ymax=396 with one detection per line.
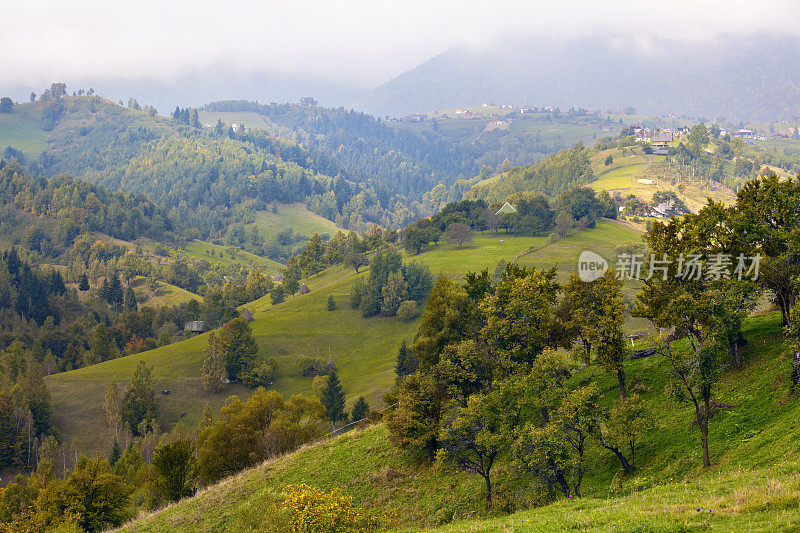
xmin=3 ymin=0 xmax=800 ymax=91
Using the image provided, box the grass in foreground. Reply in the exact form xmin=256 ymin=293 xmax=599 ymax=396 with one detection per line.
xmin=119 ymin=311 xmax=800 ymax=532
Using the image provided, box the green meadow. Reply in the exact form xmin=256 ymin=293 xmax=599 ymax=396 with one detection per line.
xmin=182 ymin=240 xmax=284 ymax=274
xmin=248 ymin=204 xmax=342 ymax=240
xmin=0 ymin=104 xmax=48 ymax=158
xmin=47 ymin=221 xmax=642 ymax=456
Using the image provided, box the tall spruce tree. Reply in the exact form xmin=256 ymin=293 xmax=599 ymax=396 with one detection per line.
xmin=321 ymin=370 xmax=346 ymax=429
xmin=123 ymin=287 xmax=137 ymax=312
xmin=395 ymin=340 xmax=417 ymax=380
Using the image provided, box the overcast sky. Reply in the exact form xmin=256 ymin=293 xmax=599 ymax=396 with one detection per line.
xmin=3 ymin=0 xmax=800 ymax=90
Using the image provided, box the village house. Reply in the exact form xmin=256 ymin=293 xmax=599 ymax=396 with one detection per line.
xmin=184 ymin=320 xmax=204 ymax=334
xmin=649 ymin=202 xmax=676 ymax=219
xmin=733 ymin=129 xmax=755 ymax=138
xmin=650 ymin=133 xmax=673 ymax=148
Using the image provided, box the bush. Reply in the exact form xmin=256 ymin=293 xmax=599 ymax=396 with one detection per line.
xmin=154 ymin=243 xmax=170 ymax=257
xmin=396 ymin=300 xmax=418 ymax=322
xmin=312 ymin=375 xmax=327 ymax=395
xmin=296 ymin=356 xmax=325 ymax=377
xmin=327 ymin=294 xmax=336 ymax=311
xmin=241 ymin=358 xmax=278 ymax=388
xmin=282 ymin=484 xmax=389 ymax=533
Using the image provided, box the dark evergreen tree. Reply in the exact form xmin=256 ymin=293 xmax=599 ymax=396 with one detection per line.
xmin=108 ymin=274 xmax=124 ymax=308
xmin=109 ymin=439 xmax=121 ymax=466
xmin=49 ymin=270 xmax=66 ymax=295
xmin=79 ymin=273 xmax=90 ymax=291
xmin=123 ymin=287 xmax=137 ymax=312
xmin=395 ymin=339 xmax=417 ymax=380
xmin=321 ymin=370 xmax=346 ymax=429
xmin=351 ymin=396 xmax=369 ymax=422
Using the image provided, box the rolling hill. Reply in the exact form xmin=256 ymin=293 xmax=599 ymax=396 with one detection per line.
xmin=118 ymin=310 xmax=800 ymax=532
xmin=45 ymin=221 xmax=639 ymax=456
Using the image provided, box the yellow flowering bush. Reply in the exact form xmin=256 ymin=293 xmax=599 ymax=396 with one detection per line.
xmin=282 ymin=484 xmax=389 ymax=533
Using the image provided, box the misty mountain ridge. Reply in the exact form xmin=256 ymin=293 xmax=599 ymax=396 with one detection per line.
xmin=357 ymin=34 xmax=800 ymax=121
xmin=0 ymin=64 xmax=367 ymax=115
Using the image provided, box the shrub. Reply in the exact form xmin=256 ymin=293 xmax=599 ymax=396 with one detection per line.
xmin=312 ymin=375 xmax=326 ymax=395
xmin=241 ymin=358 xmax=278 ymax=388
xmin=282 ymin=484 xmax=390 ymax=533
xmin=296 ymin=356 xmax=324 ymax=377
xmin=327 ymin=294 xmax=336 ymax=311
xmin=396 ymin=300 xmax=418 ymax=322
xmin=154 ymin=243 xmax=170 ymax=257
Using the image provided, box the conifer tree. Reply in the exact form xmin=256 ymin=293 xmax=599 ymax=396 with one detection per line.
xmin=109 ymin=439 xmax=121 ymax=466
xmin=351 ymin=396 xmax=369 ymax=422
xmin=79 ymin=273 xmax=90 ymax=291
xmin=321 ymin=370 xmax=346 ymax=429
xmin=123 ymin=287 xmax=137 ymax=312
xmin=395 ymin=340 xmax=417 ymax=380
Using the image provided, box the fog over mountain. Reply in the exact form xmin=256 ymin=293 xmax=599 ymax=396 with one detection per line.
xmin=357 ymin=35 xmax=800 ymax=121
xmin=4 ymin=33 xmax=800 ymax=122
xmin=0 ymin=66 xmax=366 ymax=115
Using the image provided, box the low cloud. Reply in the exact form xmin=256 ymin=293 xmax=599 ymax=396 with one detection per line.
xmin=2 ymin=0 xmax=799 ymax=89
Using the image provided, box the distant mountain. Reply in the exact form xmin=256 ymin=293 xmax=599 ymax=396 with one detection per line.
xmin=0 ymin=65 xmax=366 ymax=114
xmin=357 ymin=35 xmax=800 ymax=121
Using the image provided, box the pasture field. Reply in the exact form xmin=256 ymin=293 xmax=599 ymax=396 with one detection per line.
xmin=0 ymin=104 xmax=48 ymax=158
xmin=182 ymin=240 xmax=284 ymax=273
xmin=47 ymin=223 xmax=639 ymax=455
xmin=247 ymin=203 xmax=342 ymax=243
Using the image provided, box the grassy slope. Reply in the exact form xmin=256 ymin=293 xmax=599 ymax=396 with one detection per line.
xmin=46 ymin=226 xmax=628 ymax=456
xmin=120 ymin=312 xmax=800 ymax=532
xmin=589 ymin=148 xmax=737 ymax=212
xmin=46 ymin=264 xmax=417 ymax=454
xmin=407 ymin=233 xmax=547 ymax=280
xmin=247 ymin=204 xmax=341 ymax=242
xmin=0 ymin=104 xmax=48 ymax=158
xmin=470 ymin=146 xmax=738 ymax=213
xmin=182 ymin=240 xmax=284 ymax=274
xmin=132 ymin=278 xmax=200 ymax=309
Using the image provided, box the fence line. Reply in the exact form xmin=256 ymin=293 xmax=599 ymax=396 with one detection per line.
xmin=322 ymin=402 xmax=398 ymax=439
